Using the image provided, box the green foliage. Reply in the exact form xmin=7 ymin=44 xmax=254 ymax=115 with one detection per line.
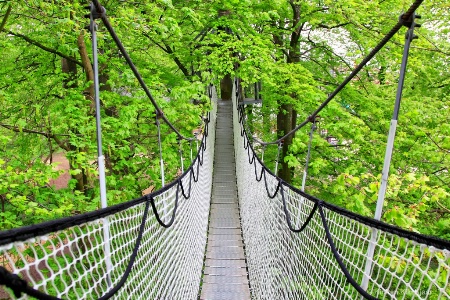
xmin=0 ymin=0 xmax=448 ymax=243
xmin=0 ymin=0 xmax=211 ymax=228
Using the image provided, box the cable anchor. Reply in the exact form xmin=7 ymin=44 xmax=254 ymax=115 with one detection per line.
xmin=401 ymin=12 xmax=421 ymax=40
xmin=84 ymin=4 xmax=106 ymax=20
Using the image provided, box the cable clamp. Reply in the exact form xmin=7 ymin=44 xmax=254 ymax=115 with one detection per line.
xmin=155 ymin=110 xmax=164 ymax=119
xmin=84 ymin=5 xmax=106 ymax=20
xmin=308 ymin=115 xmax=317 ymax=123
xmin=400 ymin=13 xmax=421 ymax=28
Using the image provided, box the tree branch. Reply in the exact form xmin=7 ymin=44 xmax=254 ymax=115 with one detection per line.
xmin=0 ymin=4 xmax=12 ymax=32
xmin=143 ymin=32 xmax=190 ymax=77
xmin=0 ymin=124 xmax=75 ymax=137
xmin=4 ymin=30 xmax=83 ymax=67
xmin=426 ymin=133 xmax=450 ymax=153
xmin=318 ymin=22 xmax=350 ymax=30
xmin=0 ymin=124 xmax=74 ymax=151
xmin=163 ymin=42 xmax=190 ymax=77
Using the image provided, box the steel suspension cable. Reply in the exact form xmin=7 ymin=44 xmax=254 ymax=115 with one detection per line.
xmin=257 ymin=0 xmax=425 ymax=146
xmin=90 ymin=0 xmax=196 ymax=142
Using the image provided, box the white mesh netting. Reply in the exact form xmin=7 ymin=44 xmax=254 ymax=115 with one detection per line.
xmin=232 ymin=85 xmax=450 ymax=300
xmin=0 ymin=93 xmax=217 ymax=300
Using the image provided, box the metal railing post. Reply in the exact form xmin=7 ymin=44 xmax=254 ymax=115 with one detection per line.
xmin=361 ymin=13 xmax=420 ymax=292
xmin=89 ymin=3 xmax=112 ymax=287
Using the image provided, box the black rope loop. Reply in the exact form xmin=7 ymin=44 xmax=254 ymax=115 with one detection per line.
xmin=262 ymin=170 xmax=281 ymax=199
xmin=200 ymin=122 xmax=209 ymax=153
xmin=243 ymin=133 xmax=250 ymax=150
xmin=0 ymin=267 xmax=27 ymax=298
xmin=198 ymin=142 xmax=206 ymax=166
xmin=191 ymin=157 xmax=200 ymax=183
xmin=149 ymin=180 xmax=180 ymax=228
xmin=180 ymin=172 xmax=193 ymax=199
xmin=247 ymin=144 xmax=255 ymax=164
xmin=318 ymin=205 xmax=379 ymax=300
xmin=239 ymin=108 xmax=245 ymax=124
xmin=203 ymin=118 xmax=209 ymax=138
xmin=240 ymin=124 xmax=246 ymax=138
xmin=253 ymin=160 xmax=264 ymax=182
xmin=97 ymin=198 xmax=151 ymax=300
xmin=202 ymin=134 xmax=207 ymax=151
xmin=280 ymin=184 xmax=319 ymax=233
xmin=0 ymin=198 xmax=152 ymax=300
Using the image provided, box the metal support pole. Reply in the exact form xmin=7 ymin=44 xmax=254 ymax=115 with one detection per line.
xmin=301 ymin=120 xmax=316 ymax=192
xmin=297 ymin=120 xmax=316 ymax=227
xmin=274 ymin=142 xmax=282 ymax=176
xmin=156 ymin=118 xmax=166 ymax=187
xmin=156 ymin=116 xmax=168 ymax=219
xmin=179 ymin=140 xmax=184 ymax=174
xmin=90 ymin=3 xmax=112 ymax=287
xmin=261 ymin=145 xmax=266 ymax=163
xmin=361 ymin=13 xmax=419 ymax=292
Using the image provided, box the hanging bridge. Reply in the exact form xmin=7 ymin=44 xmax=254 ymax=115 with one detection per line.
xmin=1 ymin=0 xmax=450 ymax=299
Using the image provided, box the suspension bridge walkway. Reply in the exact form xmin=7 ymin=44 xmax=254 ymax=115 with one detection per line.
xmin=200 ymin=100 xmax=251 ymax=300
xmin=0 ymin=0 xmax=449 ymax=299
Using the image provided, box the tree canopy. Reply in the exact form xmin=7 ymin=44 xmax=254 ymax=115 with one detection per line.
xmin=0 ymin=0 xmax=449 ymax=239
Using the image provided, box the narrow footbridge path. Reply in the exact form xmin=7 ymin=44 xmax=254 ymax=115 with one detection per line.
xmin=200 ymin=100 xmax=251 ymax=300
xmin=1 ymin=1 xmax=449 ymax=299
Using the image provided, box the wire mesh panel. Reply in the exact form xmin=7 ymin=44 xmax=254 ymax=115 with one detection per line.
xmin=0 ymin=93 xmax=217 ymax=300
xmin=232 ymin=85 xmax=450 ymax=300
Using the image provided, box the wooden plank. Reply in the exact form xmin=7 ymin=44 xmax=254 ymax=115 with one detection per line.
xmin=200 ymin=100 xmax=251 ymax=300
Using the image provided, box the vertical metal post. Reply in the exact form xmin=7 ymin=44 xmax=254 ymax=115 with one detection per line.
xmin=156 ymin=115 xmax=168 ymax=218
xmin=274 ymin=142 xmax=282 ymax=176
xmin=261 ymin=145 xmax=266 ymax=163
xmin=90 ymin=3 xmax=112 ymax=287
xmin=361 ymin=13 xmax=419 ymax=292
xmin=179 ymin=139 xmax=184 ymax=174
xmin=301 ymin=120 xmax=316 ymax=192
xmin=297 ymin=119 xmax=316 ymax=227
xmin=156 ymin=117 xmax=166 ymax=187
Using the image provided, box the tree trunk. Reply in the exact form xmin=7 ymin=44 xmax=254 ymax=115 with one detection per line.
xmin=277 ymin=103 xmax=294 ymax=182
xmin=275 ymin=2 xmax=303 ymax=183
xmin=61 ymin=58 xmax=78 ymax=89
xmin=77 ymin=31 xmax=95 ymax=113
xmin=220 ymin=74 xmax=233 ymax=100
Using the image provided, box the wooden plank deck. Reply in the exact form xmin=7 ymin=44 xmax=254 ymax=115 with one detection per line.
xmin=200 ymin=100 xmax=251 ymax=300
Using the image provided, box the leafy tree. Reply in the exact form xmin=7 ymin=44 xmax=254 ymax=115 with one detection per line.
xmin=1 ymin=0 xmax=448 ymax=238
xmin=0 ymin=0 xmax=208 ymax=228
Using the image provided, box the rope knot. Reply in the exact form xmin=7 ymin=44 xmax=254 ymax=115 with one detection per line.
xmin=0 ymin=266 xmax=27 ymax=298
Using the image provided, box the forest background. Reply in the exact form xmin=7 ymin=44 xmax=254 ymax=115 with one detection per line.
xmin=0 ymin=0 xmax=449 ymax=240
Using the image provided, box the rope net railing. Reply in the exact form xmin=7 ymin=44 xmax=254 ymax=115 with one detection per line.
xmin=0 ymin=90 xmax=216 ymax=299
xmin=232 ymin=86 xmax=450 ymax=299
